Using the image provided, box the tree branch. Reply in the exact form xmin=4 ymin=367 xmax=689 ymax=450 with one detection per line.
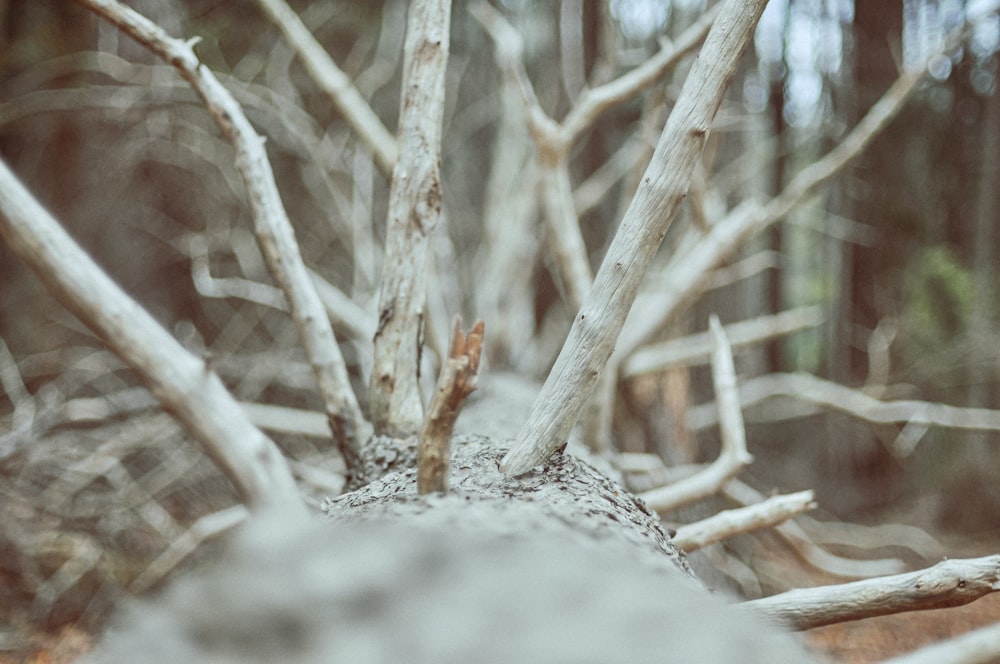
xmin=370 ymin=0 xmax=451 ymax=437
xmin=745 ymin=555 xmax=1000 ymax=630
xmin=623 ymin=306 xmax=823 ymax=378
xmin=688 ymin=372 xmax=1000 ymax=443
xmin=672 ymin=490 xmax=816 ymax=553
xmin=253 ymin=0 xmax=398 ymax=177
xmin=639 ymin=315 xmax=753 ymax=512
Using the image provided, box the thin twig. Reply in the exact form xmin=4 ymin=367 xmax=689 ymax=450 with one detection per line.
xmin=253 ymin=0 xmax=398 ymax=176
xmin=639 ymin=315 xmax=753 ymax=512
xmin=418 ymin=318 xmax=485 ymax=493
xmin=688 ymin=372 xmax=1000 ymax=443
xmin=624 ymin=306 xmax=823 ymax=377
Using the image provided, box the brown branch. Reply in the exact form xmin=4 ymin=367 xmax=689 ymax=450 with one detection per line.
xmin=744 ymin=555 xmax=1000 ymax=631
xmin=418 ymin=318 xmax=485 ymax=494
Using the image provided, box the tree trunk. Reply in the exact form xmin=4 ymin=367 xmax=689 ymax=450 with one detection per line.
xmin=87 ymin=434 xmax=815 ymax=664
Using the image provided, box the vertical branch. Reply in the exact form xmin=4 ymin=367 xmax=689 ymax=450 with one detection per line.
xmin=418 ymin=318 xmax=485 ymax=494
xmin=370 ymin=0 xmax=452 ymax=437
xmin=73 ymin=0 xmax=370 ymax=466
xmin=501 ymin=0 xmax=769 ymax=474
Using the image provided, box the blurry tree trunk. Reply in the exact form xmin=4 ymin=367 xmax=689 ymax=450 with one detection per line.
xmin=822 ymin=2 xmax=906 ymax=512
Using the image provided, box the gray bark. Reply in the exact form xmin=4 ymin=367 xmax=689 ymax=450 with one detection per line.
xmin=88 ymin=439 xmax=815 ymax=663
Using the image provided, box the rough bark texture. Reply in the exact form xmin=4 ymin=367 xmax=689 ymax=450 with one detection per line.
xmin=417 ymin=319 xmax=484 ymax=493
xmin=370 ymin=0 xmax=451 ymax=437
xmin=328 ymin=434 xmax=693 ymax=578
xmin=87 ymin=507 xmax=813 ymax=664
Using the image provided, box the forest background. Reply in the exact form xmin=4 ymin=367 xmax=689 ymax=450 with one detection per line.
xmin=0 ymin=0 xmax=999 ymax=661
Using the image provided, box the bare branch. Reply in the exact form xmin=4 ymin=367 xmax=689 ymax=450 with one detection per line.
xmin=470 ymin=2 xmax=592 ymax=312
xmin=723 ymin=479 xmax=906 ymax=579
xmin=744 ymin=555 xmax=1000 ymax=631
xmin=501 ymin=0 xmax=769 ymax=475
xmin=0 ymin=160 xmax=301 ymax=510
xmin=74 ymin=0 xmax=370 ymax=462
xmin=418 ymin=318 xmax=485 ymax=494
xmin=253 ymin=0 xmax=398 ymax=176
xmin=370 ymin=0 xmax=451 ymax=437
xmin=672 ymin=490 xmax=816 ymax=553
xmin=538 ymin=156 xmax=593 ymax=309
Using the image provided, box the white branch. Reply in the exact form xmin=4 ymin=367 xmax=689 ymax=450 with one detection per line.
xmin=639 ymin=315 xmax=754 ymax=513
xmin=0 ymin=160 xmax=301 ymax=510
xmin=688 ymin=372 xmax=1000 ymax=444
xmin=723 ymin=479 xmax=906 ymax=579
xmin=370 ymin=0 xmax=451 ymax=437
xmin=744 ymin=555 xmax=1000 ymax=631
xmin=501 ymin=0 xmax=769 ymax=474
xmin=624 ymin=306 xmax=823 ymax=377
xmin=672 ymin=490 xmax=816 ymax=552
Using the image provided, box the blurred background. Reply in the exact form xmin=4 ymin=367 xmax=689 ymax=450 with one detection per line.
xmin=0 ymin=0 xmax=998 ymax=660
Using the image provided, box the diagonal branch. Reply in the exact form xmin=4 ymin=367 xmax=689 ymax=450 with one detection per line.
xmin=0 ymin=160 xmax=302 ymax=510
xmin=501 ymin=0 xmax=769 ymax=475
xmin=74 ymin=0 xmax=371 ymax=466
